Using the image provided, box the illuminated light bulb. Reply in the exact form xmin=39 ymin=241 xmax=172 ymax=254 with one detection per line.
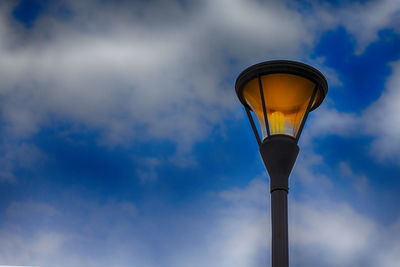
xmin=270 ymin=111 xmax=285 ymax=135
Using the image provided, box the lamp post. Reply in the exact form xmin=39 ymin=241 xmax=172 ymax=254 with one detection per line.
xmin=235 ymin=60 xmax=328 ymax=267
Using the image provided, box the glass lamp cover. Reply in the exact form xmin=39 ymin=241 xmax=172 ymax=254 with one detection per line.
xmin=242 ymin=73 xmax=316 ymax=140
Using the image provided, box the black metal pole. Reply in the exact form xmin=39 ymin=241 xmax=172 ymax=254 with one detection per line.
xmin=271 ymin=188 xmax=289 ymax=267
xmin=260 ymin=136 xmax=299 ymax=267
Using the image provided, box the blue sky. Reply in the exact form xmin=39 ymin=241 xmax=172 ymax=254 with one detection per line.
xmin=0 ymin=0 xmax=400 ymax=266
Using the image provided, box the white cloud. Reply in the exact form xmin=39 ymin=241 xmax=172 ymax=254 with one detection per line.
xmin=1 ymin=0 xmax=398 ymax=178
xmin=0 ymin=142 xmax=44 ymax=183
xmin=341 ymin=0 xmax=400 ymax=53
xmin=376 ymin=218 xmax=400 ymax=267
xmin=302 ymin=106 xmax=360 ymax=143
xmin=363 ymin=60 xmax=400 ymax=163
xmin=296 ymin=59 xmax=400 ymax=165
xmin=0 ymin=0 xmax=315 ymax=154
xmin=0 ymin=187 xmax=269 ymax=267
xmin=0 ymin=231 xmax=66 ymax=267
xmin=315 ymin=0 xmax=400 ymax=53
xmin=290 ymin=202 xmax=377 ymax=267
xmin=1 ymin=178 xmax=399 ymax=267
xmin=291 ymin=147 xmax=334 ymax=193
xmin=339 ymin=161 xmax=369 ymax=194
xmin=135 ymin=157 xmax=161 ymax=182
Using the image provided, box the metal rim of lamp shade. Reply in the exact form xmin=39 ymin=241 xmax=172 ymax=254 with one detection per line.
xmin=235 ymin=60 xmax=328 ymax=111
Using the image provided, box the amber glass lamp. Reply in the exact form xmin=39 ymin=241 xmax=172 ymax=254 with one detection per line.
xmin=236 ymin=60 xmax=327 ymax=143
xmin=235 ymin=60 xmax=327 ymax=267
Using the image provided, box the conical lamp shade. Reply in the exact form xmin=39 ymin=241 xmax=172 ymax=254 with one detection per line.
xmin=242 ymin=73 xmax=317 ymax=140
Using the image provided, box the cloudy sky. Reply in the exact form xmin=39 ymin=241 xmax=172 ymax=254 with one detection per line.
xmin=0 ymin=0 xmax=400 ymax=266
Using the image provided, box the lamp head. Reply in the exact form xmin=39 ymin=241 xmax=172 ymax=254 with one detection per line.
xmin=235 ymin=60 xmax=328 ymax=142
xmin=235 ymin=60 xmax=328 ymax=191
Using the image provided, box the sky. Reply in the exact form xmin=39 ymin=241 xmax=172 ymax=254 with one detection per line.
xmin=0 ymin=0 xmax=400 ymax=266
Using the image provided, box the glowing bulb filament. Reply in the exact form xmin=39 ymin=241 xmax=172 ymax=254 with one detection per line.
xmin=270 ymin=111 xmax=285 ymax=134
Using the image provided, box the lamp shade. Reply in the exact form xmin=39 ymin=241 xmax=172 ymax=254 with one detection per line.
xmin=235 ymin=60 xmax=328 ymax=142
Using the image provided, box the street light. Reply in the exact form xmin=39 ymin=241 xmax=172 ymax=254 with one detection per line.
xmin=235 ymin=60 xmax=328 ymax=267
